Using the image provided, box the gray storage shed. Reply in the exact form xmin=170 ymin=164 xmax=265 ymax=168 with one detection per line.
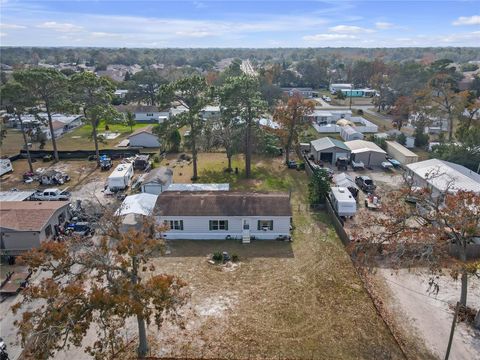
xmin=345 ymin=140 xmax=387 ymax=167
xmin=309 ymin=137 xmax=351 ymax=163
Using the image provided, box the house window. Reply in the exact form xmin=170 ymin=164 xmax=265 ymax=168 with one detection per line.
xmin=209 ymin=220 xmax=228 ymax=231
xmin=146 ymin=113 xmax=154 ymax=117
xmin=168 ymin=220 xmax=184 ymax=230
xmin=257 ymin=220 xmax=274 ymax=231
xmin=45 ymin=225 xmax=53 ymax=238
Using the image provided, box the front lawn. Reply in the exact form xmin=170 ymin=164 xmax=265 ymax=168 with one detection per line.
xmin=132 ymin=154 xmax=406 ymax=358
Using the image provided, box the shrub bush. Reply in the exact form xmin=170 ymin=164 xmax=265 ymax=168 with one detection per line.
xmin=231 ymin=254 xmax=239 ymax=262
xmin=212 ymin=252 xmax=223 ymax=262
xmin=153 ymin=155 xmax=160 ymax=163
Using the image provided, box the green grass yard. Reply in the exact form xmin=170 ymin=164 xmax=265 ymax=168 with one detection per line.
xmin=0 ymin=121 xmax=154 ymax=155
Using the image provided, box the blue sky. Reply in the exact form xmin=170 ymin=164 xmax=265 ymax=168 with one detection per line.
xmin=0 ymin=0 xmax=479 ymax=47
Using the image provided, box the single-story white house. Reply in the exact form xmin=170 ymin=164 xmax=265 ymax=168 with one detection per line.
xmin=309 ymin=137 xmax=351 ymax=163
xmin=115 ymin=105 xmax=169 ymax=124
xmin=0 ymin=201 xmax=71 ymax=255
xmin=329 ymin=83 xmax=352 ymax=93
xmin=114 ymin=89 xmax=129 ymax=98
xmin=307 ymin=110 xmax=353 ymax=124
xmin=345 ymin=140 xmax=387 ymax=167
xmin=154 ymin=191 xmax=292 ymax=243
xmin=340 ymin=125 xmax=364 ymax=141
xmin=141 ymin=167 xmax=173 ymax=195
xmin=406 ymin=159 xmax=480 ymax=198
xmin=128 ymin=126 xmax=160 ymax=148
xmin=200 ymin=105 xmax=221 ymax=120
xmin=281 ymin=87 xmax=316 ymax=98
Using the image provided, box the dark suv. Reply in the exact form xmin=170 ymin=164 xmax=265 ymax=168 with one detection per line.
xmin=355 ymin=175 xmax=376 ymax=193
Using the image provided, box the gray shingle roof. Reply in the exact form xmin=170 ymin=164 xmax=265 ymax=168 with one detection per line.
xmin=310 ymin=137 xmax=350 ymax=152
xmin=155 ymin=191 xmax=292 ymax=217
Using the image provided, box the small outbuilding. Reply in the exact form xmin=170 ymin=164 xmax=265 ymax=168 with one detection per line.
xmin=128 ymin=126 xmax=160 ymax=148
xmin=141 ymin=167 xmax=173 ymax=195
xmin=340 ymin=125 xmax=364 ymax=141
xmin=309 ymin=137 xmax=351 ymax=163
xmin=345 ymin=140 xmax=387 ymax=167
xmin=385 ymin=141 xmax=419 ymax=165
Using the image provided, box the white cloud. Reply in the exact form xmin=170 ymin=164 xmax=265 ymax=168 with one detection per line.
xmin=440 ymin=31 xmax=480 ymax=43
xmin=37 ymin=21 xmax=83 ymax=32
xmin=328 ymin=25 xmax=375 ymax=34
xmin=175 ymin=30 xmax=213 ymax=38
xmin=452 ymin=15 xmax=480 ymax=26
xmin=375 ymin=22 xmax=394 ymax=30
xmin=90 ymin=32 xmax=122 ymax=38
xmin=193 ymin=1 xmax=207 ymax=9
xmin=0 ymin=23 xmax=26 ymax=29
xmin=303 ymin=33 xmax=356 ymax=42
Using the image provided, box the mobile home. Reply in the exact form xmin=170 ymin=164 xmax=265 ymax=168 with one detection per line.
xmin=108 ymin=163 xmax=134 ymax=191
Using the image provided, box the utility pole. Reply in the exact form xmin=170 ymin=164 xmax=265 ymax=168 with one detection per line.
xmin=444 ymin=302 xmax=460 ymax=360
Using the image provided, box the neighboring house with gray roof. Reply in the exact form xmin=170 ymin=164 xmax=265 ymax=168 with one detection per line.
xmin=154 ymin=191 xmax=292 ymax=243
xmin=406 ymin=159 xmax=480 ymax=198
xmin=128 ymin=126 xmax=160 ymax=148
xmin=309 ymin=137 xmax=351 ymax=163
xmin=141 ymin=167 xmax=173 ymax=195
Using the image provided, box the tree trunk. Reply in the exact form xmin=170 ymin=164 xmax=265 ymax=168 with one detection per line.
xmin=227 ymin=153 xmax=232 ymax=171
xmin=46 ymin=104 xmax=59 ymax=162
xmin=17 ymin=113 xmax=33 ymax=173
xmin=191 ymin=123 xmax=198 ymax=180
xmin=245 ymin=116 xmax=252 ymax=178
xmin=92 ymin=124 xmax=100 ymax=168
xmin=448 ymin=113 xmax=454 ymax=141
xmin=459 ymin=243 xmax=468 ymax=307
xmin=136 ymin=314 xmax=148 ymax=357
xmin=285 ymin=145 xmax=290 ymax=164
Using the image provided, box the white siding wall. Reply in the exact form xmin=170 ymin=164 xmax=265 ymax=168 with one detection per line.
xmin=134 ymin=112 xmax=161 ymax=122
xmin=129 ymin=133 xmax=160 ymax=147
xmin=156 ymin=216 xmax=291 ymax=240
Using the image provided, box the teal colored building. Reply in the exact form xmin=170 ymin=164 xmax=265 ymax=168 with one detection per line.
xmin=340 ymin=89 xmax=377 ymax=98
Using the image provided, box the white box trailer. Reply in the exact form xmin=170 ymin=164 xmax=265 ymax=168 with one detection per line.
xmin=330 ymin=186 xmax=357 ymax=217
xmin=0 ymin=159 xmax=13 ymax=176
xmin=108 ymin=162 xmax=134 ymax=191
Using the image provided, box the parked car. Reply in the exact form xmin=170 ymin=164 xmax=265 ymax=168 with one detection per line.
xmin=287 ymin=160 xmax=297 ymax=169
xmin=387 ymin=158 xmax=401 ymax=168
xmin=351 ymin=160 xmax=365 ymax=170
xmin=355 ymin=176 xmax=376 ymax=193
xmin=65 ymin=222 xmax=94 ymax=237
xmin=324 ymin=96 xmax=331 ymax=102
xmin=99 ymin=155 xmax=113 ymax=171
xmin=336 ymin=157 xmax=348 ymax=171
xmin=32 ymin=188 xmax=71 ymax=201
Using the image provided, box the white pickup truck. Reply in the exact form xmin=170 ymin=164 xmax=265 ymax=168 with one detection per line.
xmin=32 ymin=188 xmax=71 ymax=201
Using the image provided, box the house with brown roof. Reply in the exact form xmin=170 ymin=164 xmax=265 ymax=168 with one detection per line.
xmin=154 ymin=191 xmax=292 ymax=243
xmin=127 ymin=125 xmax=160 ymax=148
xmin=0 ymin=201 xmax=71 ymax=255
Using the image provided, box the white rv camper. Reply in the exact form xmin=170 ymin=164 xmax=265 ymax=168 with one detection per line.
xmin=330 ymin=186 xmax=357 ymax=217
xmin=0 ymin=159 xmax=13 ymax=176
xmin=108 ymin=162 xmax=134 ymax=191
